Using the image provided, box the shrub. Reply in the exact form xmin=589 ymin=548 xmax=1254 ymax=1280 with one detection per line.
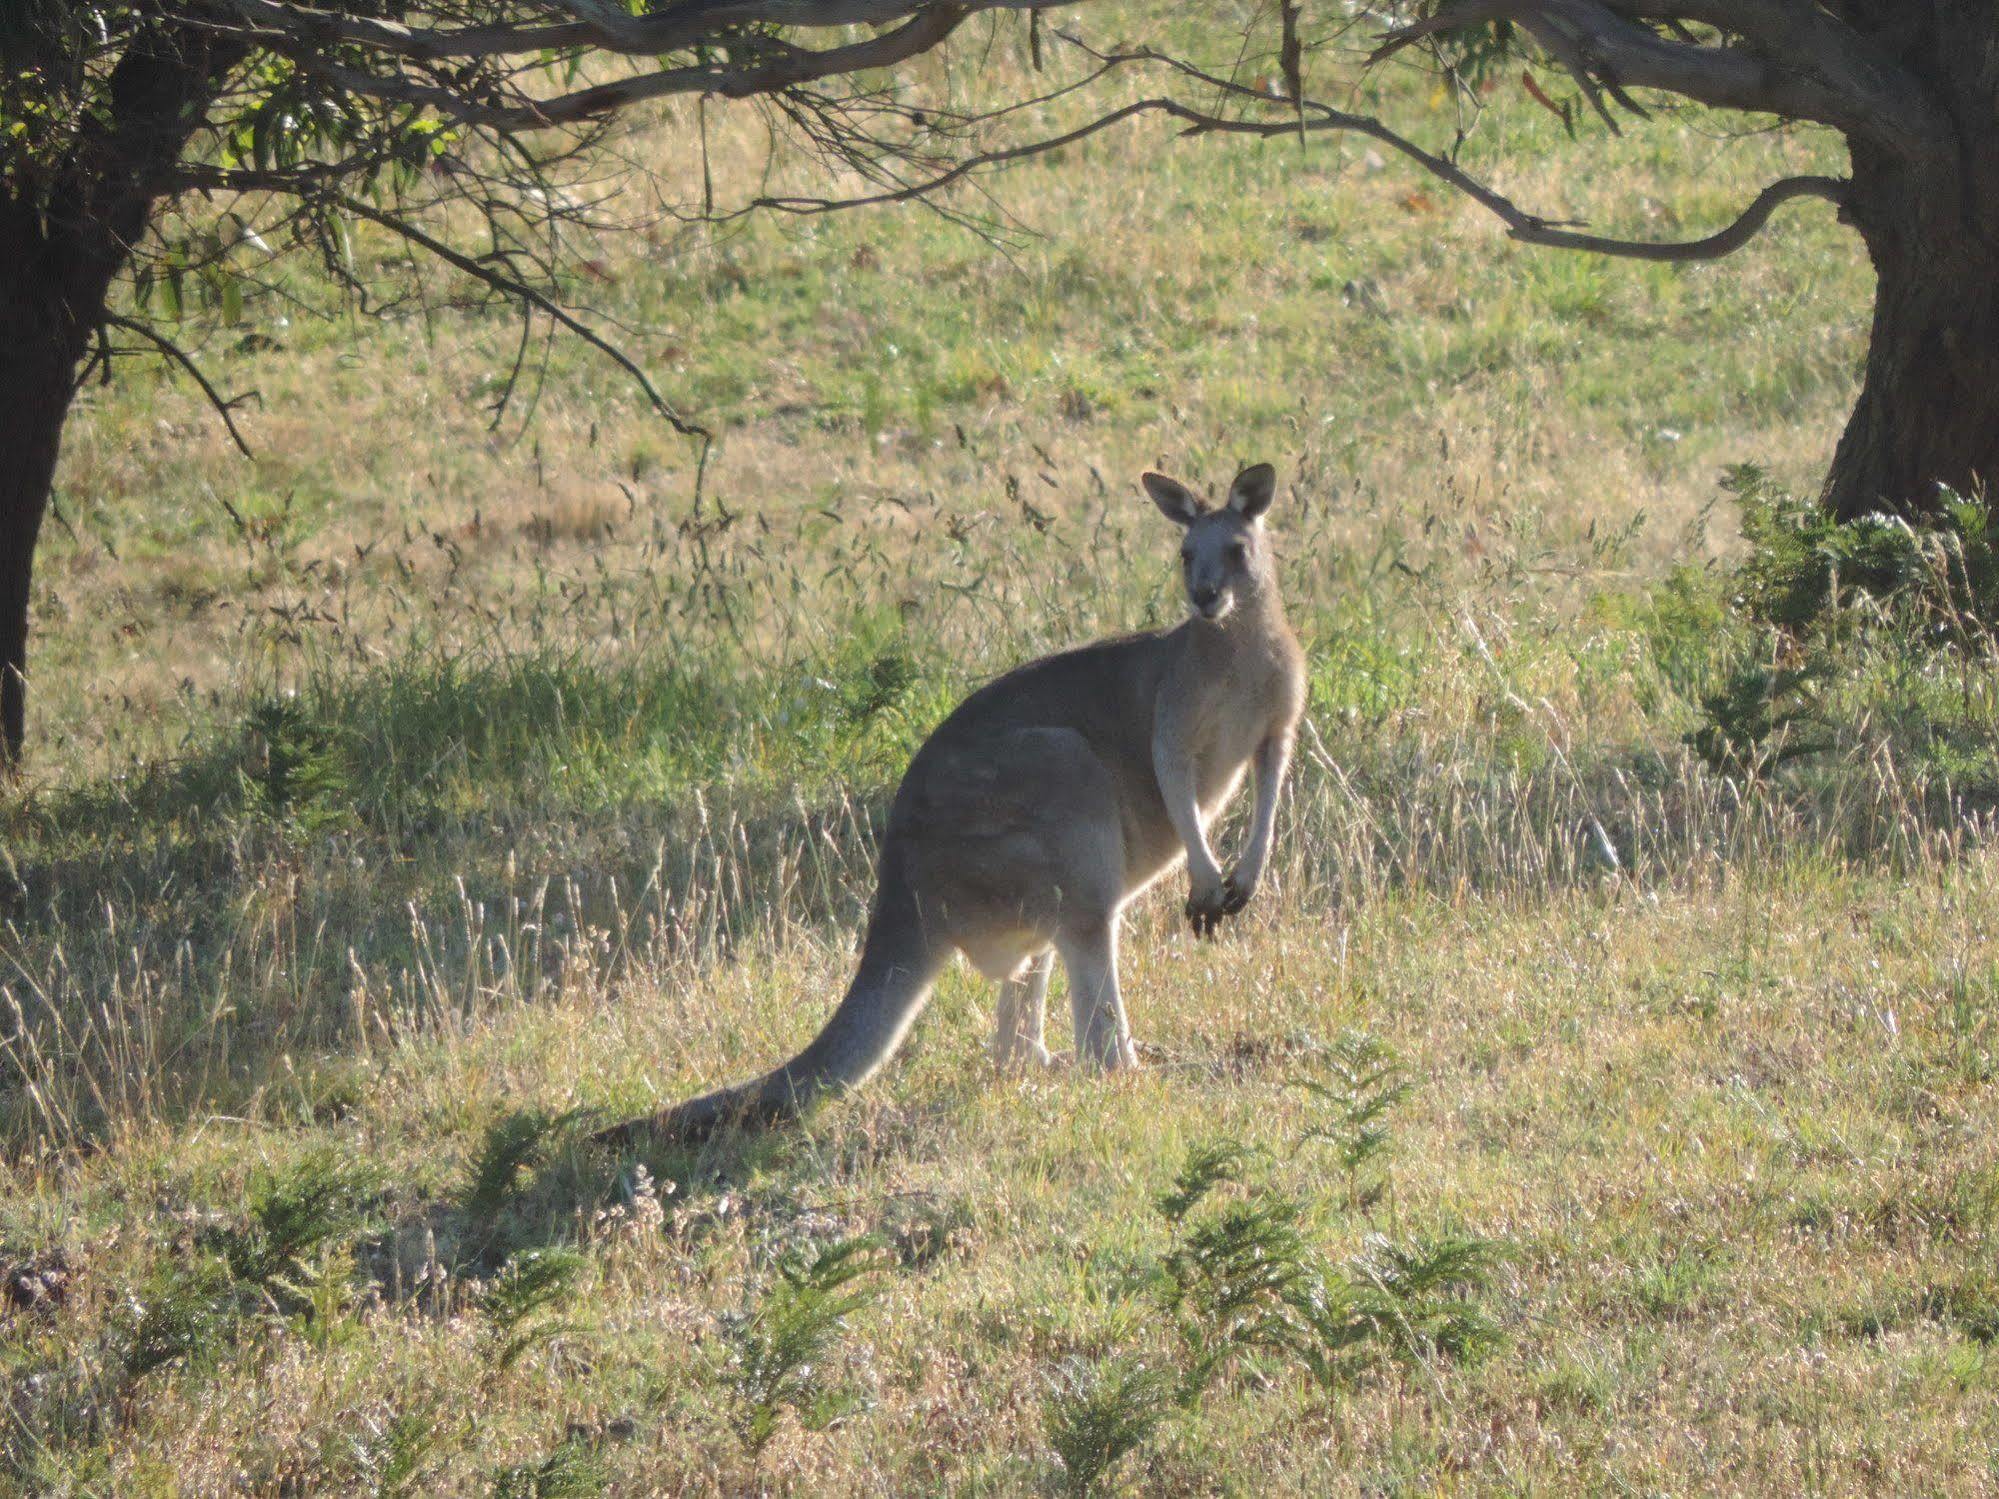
xmin=119 ymin=1256 xmax=235 ymax=1377
xmin=464 ymin=1109 xmax=581 ymax=1224
xmin=481 ymin=1247 xmax=588 ymax=1370
xmin=1043 ymin=1355 xmax=1176 ymax=1496
xmin=486 ymin=1436 xmax=605 ymax=1499
xmin=1727 ymin=465 xmax=1999 ymax=638
xmin=219 ymin=1149 xmax=381 ymax=1293
xmin=242 ymin=696 xmax=357 ymax=832
xmin=722 ymin=1233 xmax=894 ymax=1459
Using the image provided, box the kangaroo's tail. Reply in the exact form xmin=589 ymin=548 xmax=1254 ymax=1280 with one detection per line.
xmin=603 ymin=851 xmax=946 ymax=1145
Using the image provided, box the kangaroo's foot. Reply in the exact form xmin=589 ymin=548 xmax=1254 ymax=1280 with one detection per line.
xmin=993 ymin=1038 xmax=1060 ymax=1072
xmin=991 ymin=952 xmax=1056 ymax=1073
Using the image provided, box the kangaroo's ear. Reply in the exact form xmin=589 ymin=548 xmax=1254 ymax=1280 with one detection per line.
xmin=1227 ymin=463 xmax=1277 ymax=520
xmin=1142 ymin=472 xmax=1205 ymax=527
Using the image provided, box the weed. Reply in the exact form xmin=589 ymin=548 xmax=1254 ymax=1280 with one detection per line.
xmin=486 ymin=1436 xmax=604 ymax=1499
xmin=1728 ymin=466 xmax=1999 ymax=637
xmin=118 ymin=1256 xmax=235 ymax=1377
xmin=722 ymin=1233 xmax=894 ymax=1459
xmin=1293 ymin=1031 xmax=1411 ymax=1208
xmin=839 ymin=650 xmax=921 ymax=728
xmin=269 ymin=1240 xmax=369 ymax=1347
xmin=242 ymin=696 xmax=356 ymax=832
xmin=1159 ymin=1191 xmax=1315 ymax=1396
xmin=1341 ymin=1233 xmax=1503 ymax=1369
xmin=354 ymin=1407 xmax=443 ymax=1499
xmin=1687 ymin=658 xmax=1834 ymax=772
xmin=1157 ymin=1138 xmax=1260 ymax=1224
xmin=1043 ymin=1355 xmax=1176 ymax=1496
xmin=1045 ymin=1119 xmax=1502 ymax=1489
xmin=465 ymin=1109 xmax=580 ymax=1223
xmin=218 ymin=1150 xmax=380 ymax=1293
xmin=1155 ymin=1173 xmax=1498 ymax=1402
xmin=481 ymin=1247 xmax=588 ymax=1370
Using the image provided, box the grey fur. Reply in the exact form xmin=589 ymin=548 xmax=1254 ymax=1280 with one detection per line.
xmin=598 ymin=464 xmax=1306 ymax=1143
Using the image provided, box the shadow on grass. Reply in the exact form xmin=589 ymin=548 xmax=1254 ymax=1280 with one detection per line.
xmin=0 ymin=645 xmax=906 ymax=1155
xmin=6 ymin=599 xmax=1999 ymax=1157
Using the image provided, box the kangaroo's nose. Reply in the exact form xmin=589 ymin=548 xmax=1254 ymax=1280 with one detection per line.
xmin=1191 ymin=585 xmax=1219 ymax=608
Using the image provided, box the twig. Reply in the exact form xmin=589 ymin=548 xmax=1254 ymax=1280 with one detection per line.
xmin=101 ymin=312 xmax=256 ymax=457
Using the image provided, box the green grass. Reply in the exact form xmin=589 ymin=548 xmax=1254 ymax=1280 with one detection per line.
xmin=11 ymin=7 xmax=1999 ymax=1494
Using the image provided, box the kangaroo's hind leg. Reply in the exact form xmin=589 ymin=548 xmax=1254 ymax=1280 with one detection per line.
xmin=992 ymin=950 xmax=1055 ymax=1071
xmin=1055 ymin=922 xmax=1138 ymax=1072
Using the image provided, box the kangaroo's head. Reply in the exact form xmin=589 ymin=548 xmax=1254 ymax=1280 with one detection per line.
xmin=1142 ymin=463 xmax=1278 ymax=623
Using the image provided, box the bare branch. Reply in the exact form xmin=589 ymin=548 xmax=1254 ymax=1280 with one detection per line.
xmin=100 ymin=312 xmax=256 ymax=457
xmin=741 ymin=36 xmax=1847 ymax=268
xmin=330 ymin=194 xmax=711 ymax=449
xmin=1502 ymin=172 xmax=1846 ymax=261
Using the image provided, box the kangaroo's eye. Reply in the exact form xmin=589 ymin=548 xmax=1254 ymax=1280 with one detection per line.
xmin=1227 ymin=544 xmax=1247 ymax=565
xmin=1181 ymin=551 xmax=1193 ymax=567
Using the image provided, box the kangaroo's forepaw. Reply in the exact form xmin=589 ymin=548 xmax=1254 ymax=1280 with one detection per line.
xmin=1185 ymin=875 xmax=1249 ymax=938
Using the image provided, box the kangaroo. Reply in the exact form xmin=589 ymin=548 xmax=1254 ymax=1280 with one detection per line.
xmin=599 ymin=463 xmax=1306 ymax=1143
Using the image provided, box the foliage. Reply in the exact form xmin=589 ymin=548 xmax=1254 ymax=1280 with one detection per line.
xmin=722 ymin=1234 xmax=895 ymax=1459
xmin=1293 ymin=1030 xmax=1412 ymax=1207
xmin=116 ymin=1154 xmax=381 ymax=1378
xmin=481 ymin=1247 xmax=589 ymax=1371
xmin=1157 ymin=1138 xmax=1260 ymax=1224
xmin=356 ymin=1408 xmax=444 ymax=1499
xmin=1043 ymin=1355 xmax=1177 ymax=1496
xmin=465 ymin=1108 xmax=582 ymax=1224
xmin=1152 ymin=1152 xmax=1499 ymax=1404
xmin=1687 ymin=658 xmax=1834 ymax=773
xmin=243 ymin=696 xmax=357 ymax=832
xmin=217 ymin=1150 xmax=381 ymax=1293
xmin=1158 ymin=1189 xmax=1317 ymax=1396
xmin=1686 ymin=468 xmax=1999 ymax=774
xmin=117 ymin=1255 xmax=235 ymax=1377
xmin=268 ymin=1239 xmax=370 ymax=1348
xmin=1045 ymin=1055 xmax=1502 ymax=1490
xmin=486 ymin=1437 xmax=605 ymax=1499
xmin=1729 ymin=465 xmax=1999 ymax=637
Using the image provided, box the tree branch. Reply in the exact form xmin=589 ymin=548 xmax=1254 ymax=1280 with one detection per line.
xmin=1377 ymin=1 xmax=1949 ymax=162
xmin=100 ymin=312 xmax=256 ymax=457
xmin=741 ymin=40 xmax=1847 ymax=268
xmin=285 ymin=5 xmax=979 ymax=131
xmin=1502 ymin=173 xmax=1847 ymax=260
xmin=218 ymin=0 xmax=1060 ymax=62
xmin=330 ymin=194 xmax=711 ymax=448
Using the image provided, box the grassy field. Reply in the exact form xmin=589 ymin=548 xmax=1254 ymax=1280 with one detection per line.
xmin=9 ymin=7 xmax=1999 ymax=1494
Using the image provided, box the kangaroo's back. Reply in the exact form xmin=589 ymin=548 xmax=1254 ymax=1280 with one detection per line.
xmin=892 ymin=628 xmax=1177 ymax=838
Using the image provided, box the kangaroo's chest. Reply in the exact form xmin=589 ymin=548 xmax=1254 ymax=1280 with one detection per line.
xmin=1187 ymin=687 xmax=1271 ymax=811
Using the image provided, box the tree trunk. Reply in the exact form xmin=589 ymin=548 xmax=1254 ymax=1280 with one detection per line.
xmin=0 ymin=18 xmax=243 ymax=766
xmin=0 ymin=259 xmax=84 ymax=769
xmin=1822 ymin=40 xmax=1999 ymax=523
